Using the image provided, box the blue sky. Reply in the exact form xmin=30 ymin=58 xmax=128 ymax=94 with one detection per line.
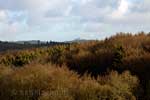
xmin=0 ymin=0 xmax=150 ymax=41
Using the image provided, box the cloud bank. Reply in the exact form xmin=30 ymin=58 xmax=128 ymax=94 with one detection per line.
xmin=0 ymin=0 xmax=150 ymax=41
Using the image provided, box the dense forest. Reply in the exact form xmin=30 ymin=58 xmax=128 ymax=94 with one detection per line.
xmin=0 ymin=32 xmax=150 ymax=100
xmin=0 ymin=41 xmax=68 ymax=52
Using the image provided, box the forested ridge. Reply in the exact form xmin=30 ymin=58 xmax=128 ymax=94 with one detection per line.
xmin=0 ymin=41 xmax=67 ymax=52
xmin=0 ymin=32 xmax=150 ymax=100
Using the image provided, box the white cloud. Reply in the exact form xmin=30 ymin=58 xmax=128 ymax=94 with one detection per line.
xmin=111 ymin=0 xmax=130 ymax=19
xmin=0 ymin=10 xmax=8 ymax=22
xmin=81 ymin=0 xmax=92 ymax=5
xmin=0 ymin=0 xmax=150 ymax=41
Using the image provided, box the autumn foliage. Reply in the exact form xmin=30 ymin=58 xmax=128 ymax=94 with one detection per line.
xmin=0 ymin=32 xmax=150 ymax=100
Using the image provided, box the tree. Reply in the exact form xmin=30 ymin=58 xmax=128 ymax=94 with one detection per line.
xmin=112 ymin=45 xmax=125 ymax=72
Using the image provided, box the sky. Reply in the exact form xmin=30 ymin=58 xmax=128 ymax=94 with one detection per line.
xmin=0 ymin=0 xmax=150 ymax=41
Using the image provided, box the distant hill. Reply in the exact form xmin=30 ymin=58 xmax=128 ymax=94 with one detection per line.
xmin=0 ymin=40 xmax=67 ymax=52
xmin=66 ymin=38 xmax=94 ymax=43
xmin=0 ymin=38 xmax=95 ymax=52
xmin=14 ymin=40 xmax=47 ymax=45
